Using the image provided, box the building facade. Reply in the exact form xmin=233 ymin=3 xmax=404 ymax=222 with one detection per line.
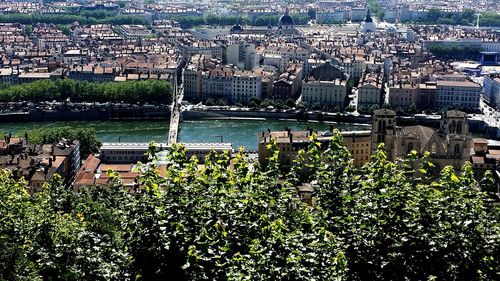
xmin=372 ymin=109 xmax=472 ymax=171
xmin=358 ymin=72 xmax=383 ymax=110
xmin=258 ymin=128 xmax=372 ymax=169
xmin=231 ymin=71 xmax=262 ymax=103
xmin=302 ymin=62 xmax=349 ymax=108
xmin=483 ymin=76 xmax=500 ymax=109
xmin=436 ymin=80 xmax=481 ymax=110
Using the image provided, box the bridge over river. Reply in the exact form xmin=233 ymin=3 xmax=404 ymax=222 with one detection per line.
xmin=168 ymin=70 xmax=184 ymax=144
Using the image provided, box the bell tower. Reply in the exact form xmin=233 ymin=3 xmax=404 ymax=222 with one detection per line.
xmin=441 ymin=110 xmax=468 ymax=135
xmin=371 ymin=109 xmax=396 ymax=160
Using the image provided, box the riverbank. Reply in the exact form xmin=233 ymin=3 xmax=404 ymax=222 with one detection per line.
xmin=1 ymin=107 xmax=499 ymax=139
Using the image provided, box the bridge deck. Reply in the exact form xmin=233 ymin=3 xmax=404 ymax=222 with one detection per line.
xmin=168 ymin=77 xmax=184 ymax=145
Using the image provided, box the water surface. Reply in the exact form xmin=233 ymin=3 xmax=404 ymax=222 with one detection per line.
xmin=0 ymin=119 xmax=370 ymax=150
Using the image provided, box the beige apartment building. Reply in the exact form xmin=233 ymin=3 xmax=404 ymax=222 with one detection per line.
xmin=341 ymin=56 xmax=366 ymax=80
xmin=258 ymin=128 xmax=372 ymax=169
xmin=389 ymin=83 xmax=418 ymax=108
xmin=358 ymin=72 xmax=383 ymax=110
xmin=302 ymin=79 xmax=347 ymax=107
xmin=301 ymin=62 xmax=349 ymax=108
xmin=231 ymin=71 xmax=262 ymax=103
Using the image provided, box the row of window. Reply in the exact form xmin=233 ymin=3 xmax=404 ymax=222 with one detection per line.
xmin=349 ymin=149 xmax=370 ymax=154
xmin=108 ymin=155 xmax=140 ymax=161
xmin=104 ymin=150 xmax=144 ymax=155
xmin=347 ymin=143 xmax=370 ymax=147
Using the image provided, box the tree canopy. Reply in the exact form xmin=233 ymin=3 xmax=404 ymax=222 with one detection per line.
xmin=409 ymin=9 xmax=500 ymax=27
xmin=0 ymin=131 xmax=499 ymax=280
xmin=426 ymin=44 xmax=481 ymax=60
xmin=27 ymin=126 xmax=101 ymax=157
xmin=0 ymin=12 xmax=149 ymax=26
xmin=173 ymin=13 xmax=310 ymax=29
xmin=0 ymin=79 xmax=173 ymax=104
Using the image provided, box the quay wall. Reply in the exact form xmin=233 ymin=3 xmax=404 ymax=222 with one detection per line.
xmin=1 ymin=108 xmax=499 ymax=139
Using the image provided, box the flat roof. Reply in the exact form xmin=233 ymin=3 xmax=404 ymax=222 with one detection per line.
xmin=18 ymin=73 xmax=51 ymax=78
xmin=436 ymin=80 xmax=481 ymax=88
xmin=487 ymin=139 xmax=500 ymax=147
xmin=100 ymin=142 xmax=233 ymax=151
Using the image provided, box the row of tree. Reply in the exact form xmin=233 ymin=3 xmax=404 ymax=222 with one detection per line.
xmin=0 ymin=13 xmax=149 ymax=26
xmin=411 ymin=9 xmax=500 ymax=27
xmin=368 ymin=0 xmax=385 ymax=19
xmin=426 ymin=44 xmax=482 ymax=60
xmin=172 ymin=14 xmax=310 ymax=29
xmin=479 ymin=13 xmax=500 ymax=27
xmin=27 ymin=126 xmax=101 ymax=157
xmin=0 ymin=79 xmax=172 ymax=103
xmin=0 ymin=132 xmax=499 ymax=280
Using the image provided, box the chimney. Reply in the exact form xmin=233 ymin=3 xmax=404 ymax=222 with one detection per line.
xmin=49 ymin=157 xmax=52 ymax=167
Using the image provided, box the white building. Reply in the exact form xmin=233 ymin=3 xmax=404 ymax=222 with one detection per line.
xmin=99 ymin=142 xmax=233 ymax=164
xmin=424 ymin=39 xmax=500 ymax=53
xmin=358 ymin=83 xmax=382 ymax=109
xmin=190 ymin=27 xmax=231 ymax=40
xmin=436 ymin=80 xmax=481 ymax=110
xmin=231 ymin=71 xmax=262 ymax=104
xmin=358 ymin=72 xmax=383 ymax=109
xmin=226 ymin=42 xmax=256 ymax=70
xmin=302 ymin=79 xmax=347 ymax=107
xmin=361 ymin=10 xmax=376 ymax=33
xmin=316 ymin=10 xmax=346 ymax=23
xmin=341 ymin=57 xmax=366 ymax=80
xmin=483 ymin=76 xmax=500 ymax=109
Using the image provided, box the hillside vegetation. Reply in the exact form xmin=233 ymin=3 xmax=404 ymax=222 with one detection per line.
xmin=1 ymin=131 xmax=499 ymax=280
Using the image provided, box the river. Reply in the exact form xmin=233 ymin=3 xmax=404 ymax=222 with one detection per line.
xmin=0 ymin=119 xmax=371 ymax=150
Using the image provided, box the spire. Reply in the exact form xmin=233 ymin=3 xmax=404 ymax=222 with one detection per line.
xmin=365 ymin=9 xmax=373 ymax=23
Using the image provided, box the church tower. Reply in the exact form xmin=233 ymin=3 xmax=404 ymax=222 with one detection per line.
xmin=440 ymin=110 xmax=468 ymax=135
xmin=371 ymin=109 xmax=396 ymax=160
xmin=440 ymin=110 xmax=470 ymax=163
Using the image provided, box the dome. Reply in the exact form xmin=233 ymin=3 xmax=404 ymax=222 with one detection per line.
xmin=279 ymin=10 xmax=295 ymax=26
xmin=231 ymin=24 xmax=243 ymax=33
xmin=361 ymin=9 xmax=376 ymax=32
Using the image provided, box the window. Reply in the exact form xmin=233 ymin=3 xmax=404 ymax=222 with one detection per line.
xmin=431 ymin=143 xmax=437 ymax=155
xmin=457 ymin=121 xmax=462 ymax=134
xmin=407 ymin=142 xmax=413 ymax=155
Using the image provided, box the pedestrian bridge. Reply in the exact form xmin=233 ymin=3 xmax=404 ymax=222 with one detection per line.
xmin=168 ymin=73 xmax=184 ymax=145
